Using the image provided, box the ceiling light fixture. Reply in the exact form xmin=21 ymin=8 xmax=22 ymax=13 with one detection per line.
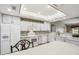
xmin=47 ymin=5 xmax=51 ymax=8
xmin=7 ymin=8 xmax=12 ymax=11
xmin=23 ymin=8 xmax=27 ymax=11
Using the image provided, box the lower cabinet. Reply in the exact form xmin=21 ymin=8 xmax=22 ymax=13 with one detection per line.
xmin=1 ymin=24 xmax=11 ymax=54
xmin=11 ymin=24 xmax=20 ymax=46
xmin=48 ymin=32 xmax=56 ymax=42
xmin=1 ymin=40 xmax=10 ymax=54
xmin=41 ymin=34 xmax=48 ymax=44
xmin=57 ymin=36 xmax=79 ymax=46
xmin=10 ymin=24 xmax=20 ymax=52
xmin=1 ymin=24 xmax=20 ymax=54
xmin=66 ymin=39 xmax=79 ymax=46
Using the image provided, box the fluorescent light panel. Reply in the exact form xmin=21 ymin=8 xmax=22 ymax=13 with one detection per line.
xmin=20 ymin=4 xmax=66 ymax=22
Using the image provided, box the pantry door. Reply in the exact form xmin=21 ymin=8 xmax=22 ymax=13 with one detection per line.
xmin=1 ymin=24 xmax=11 ymax=54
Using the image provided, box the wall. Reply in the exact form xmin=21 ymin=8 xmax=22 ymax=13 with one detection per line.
xmin=62 ymin=17 xmax=79 ymax=24
xmin=52 ymin=17 xmax=79 ymax=34
xmin=52 ymin=21 xmax=66 ymax=33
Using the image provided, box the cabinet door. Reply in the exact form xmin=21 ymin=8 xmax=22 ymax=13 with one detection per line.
xmin=40 ymin=22 xmax=50 ymax=31
xmin=43 ymin=22 xmax=50 ymax=31
xmin=20 ymin=21 xmax=28 ymax=31
xmin=2 ymin=15 xmax=12 ymax=24
xmin=1 ymin=24 xmax=11 ymax=54
xmin=40 ymin=24 xmax=44 ymax=31
xmin=32 ymin=23 xmax=39 ymax=31
xmin=41 ymin=34 xmax=48 ymax=43
xmin=11 ymin=24 xmax=20 ymax=46
xmin=12 ymin=16 xmax=20 ymax=24
xmin=0 ymin=14 xmax=2 ymax=23
xmin=20 ymin=21 xmax=32 ymax=31
xmin=36 ymin=23 xmax=41 ymax=31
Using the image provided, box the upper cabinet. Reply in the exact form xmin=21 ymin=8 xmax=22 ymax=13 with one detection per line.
xmin=32 ymin=23 xmax=41 ymax=31
xmin=0 ymin=4 xmax=20 ymax=15
xmin=20 ymin=20 xmax=51 ymax=32
xmin=40 ymin=22 xmax=50 ymax=31
xmin=12 ymin=16 xmax=20 ymax=24
xmin=2 ymin=14 xmax=20 ymax=24
xmin=2 ymin=15 xmax=13 ymax=24
xmin=20 ymin=21 xmax=32 ymax=31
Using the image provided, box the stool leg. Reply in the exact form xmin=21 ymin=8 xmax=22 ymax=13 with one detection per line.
xmin=32 ymin=42 xmax=34 ymax=48
xmin=10 ymin=46 xmax=13 ymax=53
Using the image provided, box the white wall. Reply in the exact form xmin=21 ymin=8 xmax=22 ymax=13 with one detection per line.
xmin=52 ymin=17 xmax=79 ymax=34
xmin=62 ymin=18 xmax=79 ymax=24
xmin=53 ymin=22 xmax=66 ymax=33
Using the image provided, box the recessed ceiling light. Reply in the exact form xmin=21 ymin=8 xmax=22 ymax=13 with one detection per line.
xmin=47 ymin=5 xmax=51 ymax=8
xmin=23 ymin=8 xmax=27 ymax=11
xmin=7 ymin=8 xmax=12 ymax=11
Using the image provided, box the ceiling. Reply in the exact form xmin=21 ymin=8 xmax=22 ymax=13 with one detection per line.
xmin=51 ymin=4 xmax=79 ymax=18
xmin=0 ymin=4 xmax=20 ymax=15
xmin=20 ymin=4 xmax=66 ymax=21
xmin=1 ymin=4 xmax=79 ymax=22
xmin=20 ymin=4 xmax=58 ymax=16
xmin=0 ymin=4 xmax=66 ymax=22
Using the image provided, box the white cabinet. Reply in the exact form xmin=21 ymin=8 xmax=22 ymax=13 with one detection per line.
xmin=0 ymin=13 xmax=2 ymax=23
xmin=46 ymin=22 xmax=51 ymax=31
xmin=1 ymin=15 xmax=20 ymax=54
xmin=11 ymin=24 xmax=20 ymax=46
xmin=40 ymin=22 xmax=50 ymax=31
xmin=2 ymin=15 xmax=12 ymax=24
xmin=20 ymin=21 xmax=41 ymax=31
xmin=2 ymin=15 xmax=20 ymax=24
xmin=40 ymin=24 xmax=44 ymax=31
xmin=48 ymin=32 xmax=56 ymax=42
xmin=1 ymin=24 xmax=11 ymax=54
xmin=66 ymin=39 xmax=79 ymax=46
xmin=20 ymin=21 xmax=26 ymax=31
xmin=12 ymin=16 xmax=20 ymax=24
xmin=40 ymin=34 xmax=48 ymax=43
xmin=32 ymin=23 xmax=41 ymax=31
xmin=20 ymin=21 xmax=31 ymax=31
xmin=20 ymin=21 xmax=50 ymax=32
xmin=44 ymin=22 xmax=50 ymax=31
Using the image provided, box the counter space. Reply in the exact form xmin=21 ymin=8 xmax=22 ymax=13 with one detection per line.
xmin=56 ymin=36 xmax=79 ymax=46
xmin=60 ymin=36 xmax=79 ymax=42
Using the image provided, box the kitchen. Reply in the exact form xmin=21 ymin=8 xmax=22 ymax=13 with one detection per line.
xmin=1 ymin=4 xmax=79 ymax=55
